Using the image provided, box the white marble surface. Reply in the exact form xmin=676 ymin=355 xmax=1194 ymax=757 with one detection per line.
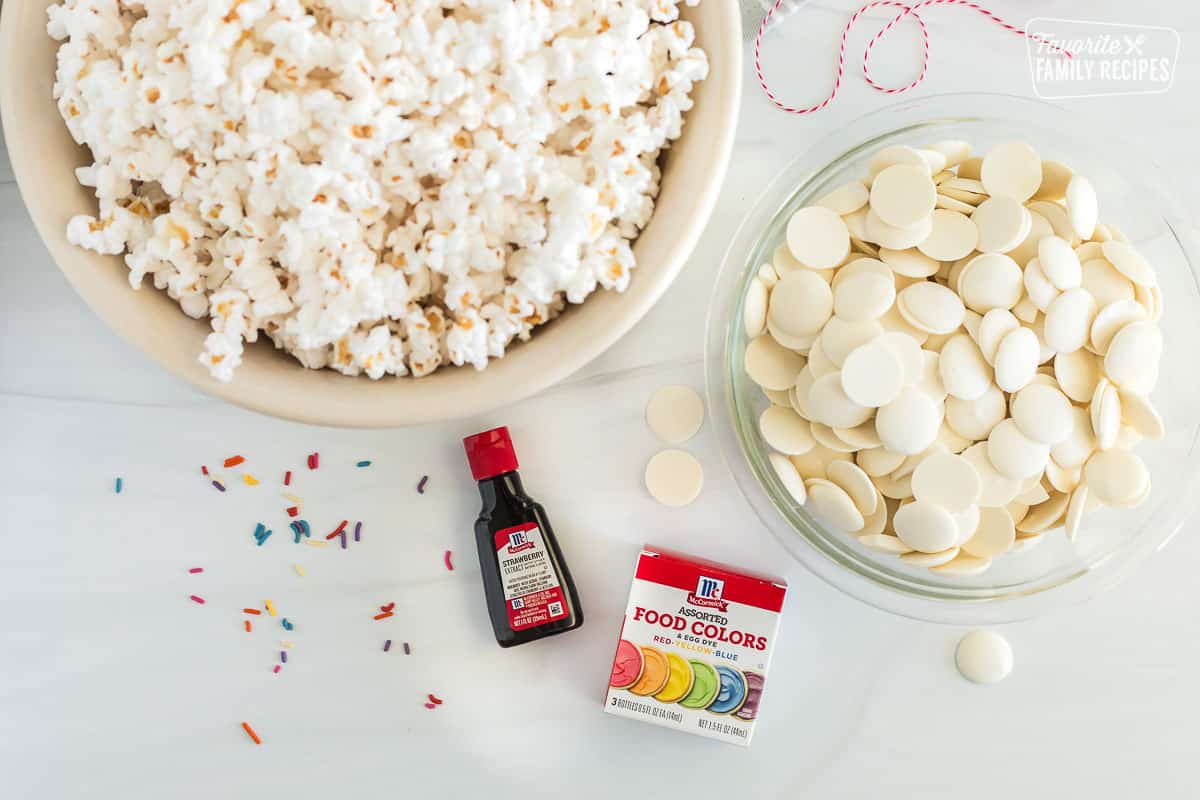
xmin=3 ymin=2 xmax=1200 ymax=797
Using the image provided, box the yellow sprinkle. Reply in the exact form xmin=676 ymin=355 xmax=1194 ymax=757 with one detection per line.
xmin=305 ymin=540 xmax=328 ymax=548
xmin=242 ymin=473 xmax=260 ymax=486
xmin=281 ymin=640 xmax=294 ymax=649
xmin=264 ymin=599 xmax=277 ymax=617
xmin=293 ymin=564 xmax=306 ymax=577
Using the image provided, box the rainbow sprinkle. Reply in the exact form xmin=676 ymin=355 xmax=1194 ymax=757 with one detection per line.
xmin=114 ymin=477 xmax=123 ymax=494
xmin=281 ymin=618 xmax=294 ymax=631
xmin=290 ymin=520 xmax=311 ymax=543
xmin=241 ymin=721 xmax=262 ymax=745
xmin=325 ymin=520 xmax=348 ymax=540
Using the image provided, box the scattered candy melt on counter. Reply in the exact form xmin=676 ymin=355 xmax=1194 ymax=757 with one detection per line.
xmin=955 ymin=630 xmax=1014 ymax=684
xmin=743 ymin=140 xmax=1163 ymax=574
xmin=643 ymin=385 xmax=707 ymax=507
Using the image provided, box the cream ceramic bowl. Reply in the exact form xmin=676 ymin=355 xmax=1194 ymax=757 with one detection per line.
xmin=0 ymin=0 xmax=740 ymax=427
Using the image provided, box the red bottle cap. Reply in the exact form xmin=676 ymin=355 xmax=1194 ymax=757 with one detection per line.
xmin=463 ymin=426 xmax=519 ymax=481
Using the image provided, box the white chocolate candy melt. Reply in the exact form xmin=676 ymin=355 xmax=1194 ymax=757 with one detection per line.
xmin=743 ymin=140 xmax=1163 ymax=576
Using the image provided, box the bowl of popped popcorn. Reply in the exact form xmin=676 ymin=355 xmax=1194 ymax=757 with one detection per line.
xmin=0 ymin=0 xmax=740 ymax=426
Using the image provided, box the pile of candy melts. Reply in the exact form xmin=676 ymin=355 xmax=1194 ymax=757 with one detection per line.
xmin=742 ymin=140 xmax=1163 ymax=576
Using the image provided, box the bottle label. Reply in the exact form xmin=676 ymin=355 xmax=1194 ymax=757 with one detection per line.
xmin=494 ymin=522 xmax=568 ymax=631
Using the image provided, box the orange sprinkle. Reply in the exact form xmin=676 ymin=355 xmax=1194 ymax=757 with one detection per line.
xmin=242 ymin=608 xmax=261 ymax=615
xmin=241 ymin=721 xmax=262 ymax=745
xmin=224 ymin=455 xmax=245 ymax=468
xmin=373 ymin=612 xmax=394 ymax=621
xmin=244 ymin=620 xmax=252 ymax=632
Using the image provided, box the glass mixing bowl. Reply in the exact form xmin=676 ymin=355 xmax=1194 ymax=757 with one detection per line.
xmin=705 ymin=93 xmax=1200 ymax=623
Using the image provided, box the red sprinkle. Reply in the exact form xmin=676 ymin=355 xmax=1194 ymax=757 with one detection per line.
xmin=188 ymin=567 xmax=203 ymax=574
xmin=444 ymin=550 xmax=454 ymax=571
xmin=242 ymin=721 xmax=262 ymax=745
xmin=423 ymin=703 xmax=436 ymax=710
xmin=189 ymin=595 xmax=206 ymax=604
xmin=244 ymin=620 xmax=252 ymax=632
xmin=307 ymin=452 xmax=320 ymax=470
xmin=242 ymin=608 xmax=261 ymax=615
xmin=325 ymin=520 xmax=348 ymax=540
xmin=380 ymin=602 xmax=395 ymax=613
xmin=284 ymin=470 xmax=292 ymax=486
xmin=428 ymin=693 xmax=443 ymax=705
xmin=286 ymin=506 xmax=299 ymax=517
xmin=224 ymin=455 xmax=245 ymax=468
xmin=373 ymin=612 xmax=394 ymax=621
xmin=273 ymin=665 xmax=281 ymax=674
xmin=201 ymin=465 xmax=209 ymax=476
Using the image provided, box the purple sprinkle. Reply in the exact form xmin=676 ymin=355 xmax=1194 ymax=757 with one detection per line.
xmin=354 ymin=521 xmax=362 ymax=542
xmin=417 ymin=475 xmax=429 ymax=494
xmin=383 ymin=639 xmax=392 ymax=652
xmin=402 ymin=642 xmax=411 ymax=655
xmin=280 ymin=651 xmax=288 ymax=663
xmin=340 ymin=531 xmax=347 ymax=550
xmin=211 ymin=480 xmax=226 ymax=492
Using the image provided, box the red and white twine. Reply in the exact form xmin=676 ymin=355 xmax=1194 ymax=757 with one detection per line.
xmin=754 ymin=0 xmax=1074 ymax=115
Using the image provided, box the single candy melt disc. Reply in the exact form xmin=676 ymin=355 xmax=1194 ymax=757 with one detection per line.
xmin=646 ymin=385 xmax=705 ymax=444
xmin=955 ymin=630 xmax=1013 ymax=684
xmin=644 ymin=450 xmax=704 ymax=507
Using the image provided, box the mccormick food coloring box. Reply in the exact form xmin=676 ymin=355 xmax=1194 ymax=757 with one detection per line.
xmin=603 ymin=547 xmax=788 ymax=746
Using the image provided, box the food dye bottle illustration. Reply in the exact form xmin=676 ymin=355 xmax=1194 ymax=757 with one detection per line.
xmin=464 ymin=426 xmax=583 ymax=647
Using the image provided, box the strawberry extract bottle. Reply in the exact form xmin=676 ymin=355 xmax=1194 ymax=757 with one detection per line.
xmin=463 ymin=426 xmax=583 ymax=647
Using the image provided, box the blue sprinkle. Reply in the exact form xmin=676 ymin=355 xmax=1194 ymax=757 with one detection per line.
xmin=253 ymin=522 xmax=272 ymax=546
xmin=356 ymin=460 xmax=372 ymax=467
xmin=114 ymin=477 xmax=123 ymax=494
xmin=290 ymin=522 xmax=305 ymax=544
xmin=281 ymin=618 xmax=294 ymax=631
